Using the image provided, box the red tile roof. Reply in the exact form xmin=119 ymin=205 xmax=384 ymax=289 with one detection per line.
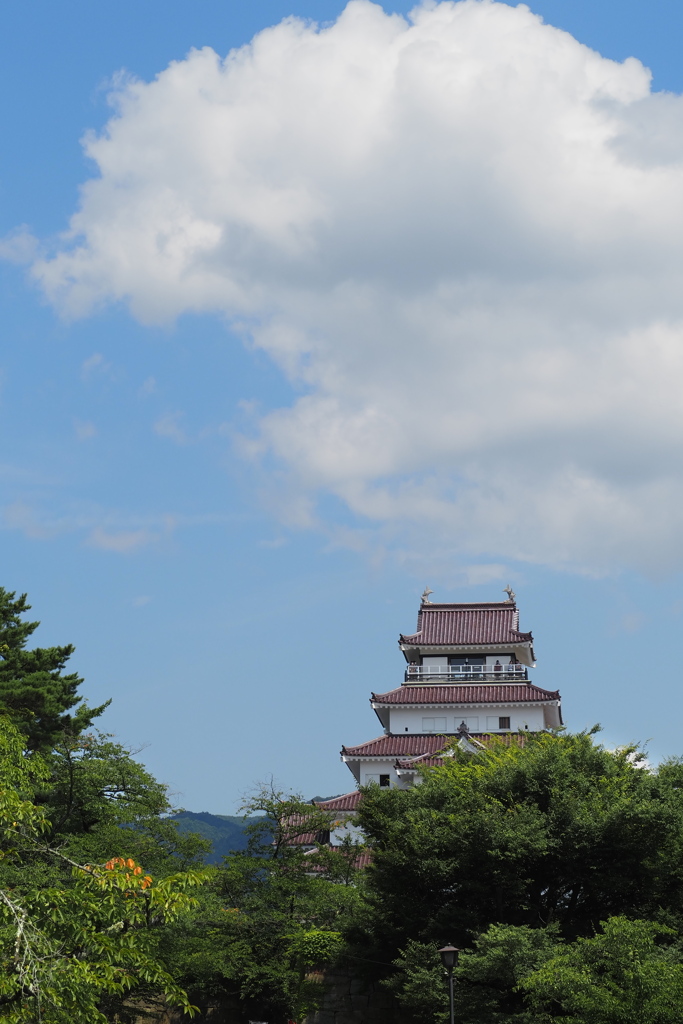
xmin=289 ymin=831 xmax=320 ymax=846
xmin=371 ymin=683 xmax=559 ymax=705
xmin=342 ymin=733 xmax=458 ymax=758
xmin=304 ymin=848 xmax=374 ymax=871
xmin=394 ymin=733 xmax=527 ymax=769
xmin=345 ymin=849 xmax=373 ymax=869
xmin=395 ymin=754 xmax=450 ymax=769
xmin=400 ymin=602 xmax=532 ymax=648
xmin=286 ymin=794 xmax=363 ymax=846
xmin=314 ymin=791 xmax=362 ymax=811
xmin=283 ymin=812 xmax=329 ymax=846
xmin=342 ymin=730 xmax=536 ymax=759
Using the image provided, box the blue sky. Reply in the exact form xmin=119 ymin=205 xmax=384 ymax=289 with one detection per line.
xmin=2 ymin=0 xmax=683 ymax=811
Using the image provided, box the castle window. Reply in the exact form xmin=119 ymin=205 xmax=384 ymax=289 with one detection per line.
xmin=422 ymin=717 xmax=447 ymax=733
xmin=365 ymin=774 xmax=391 ymax=788
xmin=449 ymin=656 xmax=485 ymax=678
xmin=487 ymin=716 xmax=511 ymax=731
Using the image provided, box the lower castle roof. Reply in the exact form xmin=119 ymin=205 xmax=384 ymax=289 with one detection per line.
xmin=314 ymin=791 xmax=363 ymax=812
xmin=393 ymin=735 xmax=525 ymax=768
xmin=342 ymin=731 xmax=529 ymax=759
xmin=371 ymin=683 xmax=560 ymax=705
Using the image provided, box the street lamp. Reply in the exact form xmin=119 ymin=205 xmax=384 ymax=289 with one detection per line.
xmin=438 ymin=944 xmax=462 ymax=1024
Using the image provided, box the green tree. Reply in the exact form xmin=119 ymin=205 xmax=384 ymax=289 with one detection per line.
xmin=0 ymin=589 xmax=107 ymax=750
xmin=160 ymin=783 xmax=364 ymax=1023
xmin=39 ymin=731 xmax=209 ymax=872
xmin=343 ymin=731 xmax=683 ymax=1023
xmin=522 ymin=917 xmax=683 ymax=1024
xmin=389 ymin=926 xmax=560 ymax=1024
xmin=355 ymin=731 xmax=683 ymax=954
xmin=389 ymin=918 xmax=683 ymax=1024
xmin=0 ymin=716 xmax=210 ymax=1023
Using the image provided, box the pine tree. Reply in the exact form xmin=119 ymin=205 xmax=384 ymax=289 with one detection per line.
xmin=0 ymin=588 xmax=108 ymax=749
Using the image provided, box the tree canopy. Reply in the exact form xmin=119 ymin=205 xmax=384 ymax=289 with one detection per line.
xmin=355 ymin=731 xmax=683 ymax=950
xmin=349 ymin=731 xmax=683 ymax=1023
xmin=0 ymin=589 xmax=107 ymax=750
xmin=159 ymin=782 xmax=365 ymax=1022
xmin=0 ymin=716 xmax=209 ymax=1023
xmin=523 ymin=917 xmax=683 ymax=1024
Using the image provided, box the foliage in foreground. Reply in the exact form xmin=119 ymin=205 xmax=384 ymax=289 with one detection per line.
xmin=391 ymin=917 xmax=683 ymax=1024
xmin=523 ymin=916 xmax=683 ymax=1024
xmin=356 ymin=730 xmax=683 ymax=947
xmin=350 ymin=730 xmax=683 ymax=1023
xmin=159 ymin=783 xmax=366 ymax=1022
xmin=0 ymin=717 xmax=210 ymax=1023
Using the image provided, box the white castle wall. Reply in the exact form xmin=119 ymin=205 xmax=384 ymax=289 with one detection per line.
xmin=385 ymin=705 xmax=546 ymax=733
xmin=358 ymin=759 xmax=402 ymax=789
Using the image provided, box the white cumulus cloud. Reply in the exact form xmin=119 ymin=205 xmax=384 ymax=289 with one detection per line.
xmin=28 ymin=0 xmax=683 ymax=573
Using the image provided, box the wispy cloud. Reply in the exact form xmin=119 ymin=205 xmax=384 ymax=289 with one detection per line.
xmin=73 ymin=418 xmax=97 ymax=441
xmin=620 ymin=612 xmax=644 ymax=634
xmin=81 ymin=352 xmax=114 ymax=382
xmin=2 ymin=501 xmax=57 ymax=540
xmin=0 ymin=226 xmax=38 ymax=265
xmin=258 ymin=537 xmax=288 ymax=549
xmin=1 ymin=501 xmax=183 ymax=553
xmin=154 ymin=412 xmax=188 ymax=445
xmin=86 ymin=526 xmax=158 ymax=553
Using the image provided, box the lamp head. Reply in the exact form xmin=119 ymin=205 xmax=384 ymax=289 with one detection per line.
xmin=438 ymin=944 xmax=461 ymax=970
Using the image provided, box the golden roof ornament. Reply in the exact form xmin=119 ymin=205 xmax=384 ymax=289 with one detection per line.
xmin=421 ymin=587 xmax=433 ymax=604
xmin=503 ymin=584 xmax=516 ymax=603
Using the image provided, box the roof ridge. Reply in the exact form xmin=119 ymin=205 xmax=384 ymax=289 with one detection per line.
xmin=371 ymin=683 xmax=560 ymax=704
xmin=419 ymin=601 xmax=517 ymax=609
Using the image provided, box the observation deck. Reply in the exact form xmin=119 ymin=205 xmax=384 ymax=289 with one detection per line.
xmin=404 ymin=663 xmax=529 ymax=683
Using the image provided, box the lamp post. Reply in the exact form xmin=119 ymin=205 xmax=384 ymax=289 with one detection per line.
xmin=438 ymin=943 xmax=461 ymax=1024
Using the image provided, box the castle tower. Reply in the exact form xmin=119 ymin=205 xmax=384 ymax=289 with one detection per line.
xmin=332 ymin=590 xmax=562 ymax=797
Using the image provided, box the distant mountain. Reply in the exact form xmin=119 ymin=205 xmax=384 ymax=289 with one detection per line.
xmin=171 ymin=811 xmax=263 ymax=864
xmin=172 ymin=798 xmax=345 ymax=864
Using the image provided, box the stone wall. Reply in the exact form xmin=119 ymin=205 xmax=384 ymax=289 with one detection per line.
xmin=126 ymin=995 xmax=239 ymax=1023
xmin=303 ymin=968 xmax=395 ymax=1024
xmin=126 ymin=967 xmax=393 ymax=1024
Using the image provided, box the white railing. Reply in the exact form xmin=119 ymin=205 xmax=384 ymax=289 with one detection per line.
xmin=405 ymin=664 xmax=528 ymax=682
